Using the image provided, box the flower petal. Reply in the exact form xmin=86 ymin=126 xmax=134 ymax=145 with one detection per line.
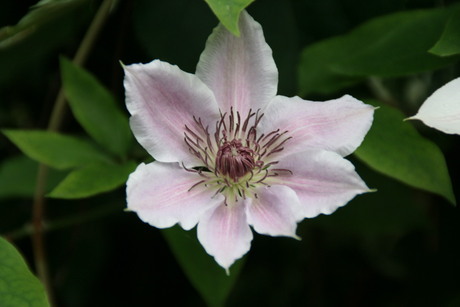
xmin=127 ymin=162 xmax=223 ymax=230
xmin=124 ymin=60 xmax=220 ymax=166
xmin=408 ymin=77 xmax=460 ymax=135
xmin=262 ymin=95 xmax=374 ymax=158
xmin=270 ymin=150 xmax=370 ymax=218
xmin=246 ymin=185 xmax=302 ymax=238
xmin=197 ymin=202 xmax=253 ymax=271
xmin=196 ymin=11 xmax=278 ymax=115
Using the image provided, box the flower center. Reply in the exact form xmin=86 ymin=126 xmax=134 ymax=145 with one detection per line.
xmin=216 ymin=139 xmax=255 ymax=182
xmin=183 ymin=108 xmax=292 ymax=204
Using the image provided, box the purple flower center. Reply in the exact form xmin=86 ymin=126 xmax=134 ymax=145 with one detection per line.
xmin=216 ymin=139 xmax=255 ymax=182
xmin=183 ymin=108 xmax=292 ymax=202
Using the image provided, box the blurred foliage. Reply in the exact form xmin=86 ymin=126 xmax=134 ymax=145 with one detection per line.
xmin=0 ymin=0 xmax=459 ymax=306
xmin=429 ymin=5 xmax=460 ymax=56
xmin=355 ymin=101 xmax=455 ymax=205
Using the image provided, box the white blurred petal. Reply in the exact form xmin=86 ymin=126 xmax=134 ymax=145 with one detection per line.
xmin=408 ymin=77 xmax=460 ymax=135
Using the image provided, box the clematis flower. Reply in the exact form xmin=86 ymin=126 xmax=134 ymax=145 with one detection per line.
xmin=407 ymin=77 xmax=460 ymax=135
xmin=124 ymin=11 xmax=374 ymax=271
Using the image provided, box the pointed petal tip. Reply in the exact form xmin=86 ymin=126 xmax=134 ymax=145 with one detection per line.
xmin=403 ymin=115 xmax=419 ymax=122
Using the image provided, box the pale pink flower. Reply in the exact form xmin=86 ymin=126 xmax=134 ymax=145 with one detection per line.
xmin=124 ymin=11 xmax=374 ymax=271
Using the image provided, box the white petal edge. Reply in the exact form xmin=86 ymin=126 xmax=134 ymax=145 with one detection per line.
xmin=124 ymin=60 xmax=220 ymax=166
xmin=127 ymin=162 xmax=223 ymax=230
xmin=408 ymin=77 xmax=460 ymax=135
xmin=196 ymin=11 xmax=278 ymax=115
xmin=261 ymin=95 xmax=374 ymax=159
xmin=269 ymin=150 xmax=370 ymax=218
xmin=197 ymin=202 xmax=253 ymax=271
xmin=246 ymin=185 xmax=303 ymax=239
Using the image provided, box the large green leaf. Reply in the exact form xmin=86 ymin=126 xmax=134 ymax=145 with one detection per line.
xmin=354 ymin=101 xmax=455 ymax=205
xmin=0 ymin=155 xmax=66 ymax=199
xmin=2 ymin=130 xmax=111 ymax=170
xmin=48 ymin=161 xmax=136 ymax=199
xmin=429 ymin=6 xmax=460 ymax=56
xmin=0 ymin=236 xmax=50 ymax=307
xmin=332 ymin=8 xmax=453 ymax=76
xmin=204 ymin=0 xmax=254 ymax=36
xmin=162 ymin=227 xmax=243 ymax=307
xmin=298 ymin=7 xmax=454 ymax=96
xmin=61 ymin=58 xmax=132 ymax=158
xmin=298 ymin=35 xmax=364 ymax=95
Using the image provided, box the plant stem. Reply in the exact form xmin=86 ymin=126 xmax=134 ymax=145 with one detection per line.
xmin=31 ymin=0 xmax=117 ymax=305
xmin=7 ymin=204 xmax=121 ymax=241
xmin=48 ymin=0 xmax=117 ymax=132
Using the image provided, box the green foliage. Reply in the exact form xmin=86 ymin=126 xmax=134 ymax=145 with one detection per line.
xmin=0 ymin=0 xmax=91 ymax=86
xmin=48 ymin=161 xmax=136 ymax=199
xmin=298 ymin=7 xmax=457 ymax=95
xmin=430 ymin=6 xmax=460 ymax=56
xmin=2 ymin=130 xmax=111 ymax=170
xmin=162 ymin=227 xmax=243 ymax=307
xmin=355 ymin=102 xmax=456 ymax=205
xmin=0 ymin=156 xmax=66 ymax=199
xmin=0 ymin=236 xmax=49 ymax=307
xmin=61 ymin=58 xmax=132 ymax=158
xmin=204 ymin=0 xmax=254 ymax=36
xmin=0 ymin=0 xmax=86 ymax=49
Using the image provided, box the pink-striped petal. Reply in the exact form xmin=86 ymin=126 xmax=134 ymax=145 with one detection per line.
xmin=271 ymin=150 xmax=370 ymax=218
xmin=124 ymin=60 xmax=220 ymax=166
xmin=246 ymin=185 xmax=302 ymax=238
xmin=127 ymin=162 xmax=223 ymax=230
xmin=196 ymin=11 xmax=278 ymax=115
xmin=262 ymin=95 xmax=374 ymax=158
xmin=197 ymin=202 xmax=253 ymax=271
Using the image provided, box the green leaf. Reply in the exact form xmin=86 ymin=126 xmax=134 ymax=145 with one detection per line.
xmin=298 ymin=7 xmax=454 ymax=96
xmin=354 ymin=101 xmax=456 ymax=205
xmin=333 ymin=8 xmax=453 ymax=76
xmin=298 ymin=35 xmax=364 ymax=95
xmin=48 ymin=161 xmax=136 ymax=199
xmin=429 ymin=5 xmax=460 ymax=56
xmin=0 ymin=236 xmax=50 ymax=307
xmin=61 ymin=58 xmax=132 ymax=158
xmin=0 ymin=155 xmax=66 ymax=199
xmin=204 ymin=0 xmax=254 ymax=36
xmin=0 ymin=0 xmax=86 ymax=49
xmin=162 ymin=227 xmax=243 ymax=307
xmin=3 ymin=130 xmax=111 ymax=170
xmin=0 ymin=0 xmax=91 ymax=86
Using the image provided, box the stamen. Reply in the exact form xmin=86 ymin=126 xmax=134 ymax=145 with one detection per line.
xmin=242 ymin=109 xmax=255 ymax=132
xmin=183 ymin=108 xmax=293 ymax=203
xmin=188 ymin=180 xmax=206 ymax=191
xmin=184 ymin=125 xmax=204 ymax=143
xmin=270 ymin=168 xmax=293 ymax=175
